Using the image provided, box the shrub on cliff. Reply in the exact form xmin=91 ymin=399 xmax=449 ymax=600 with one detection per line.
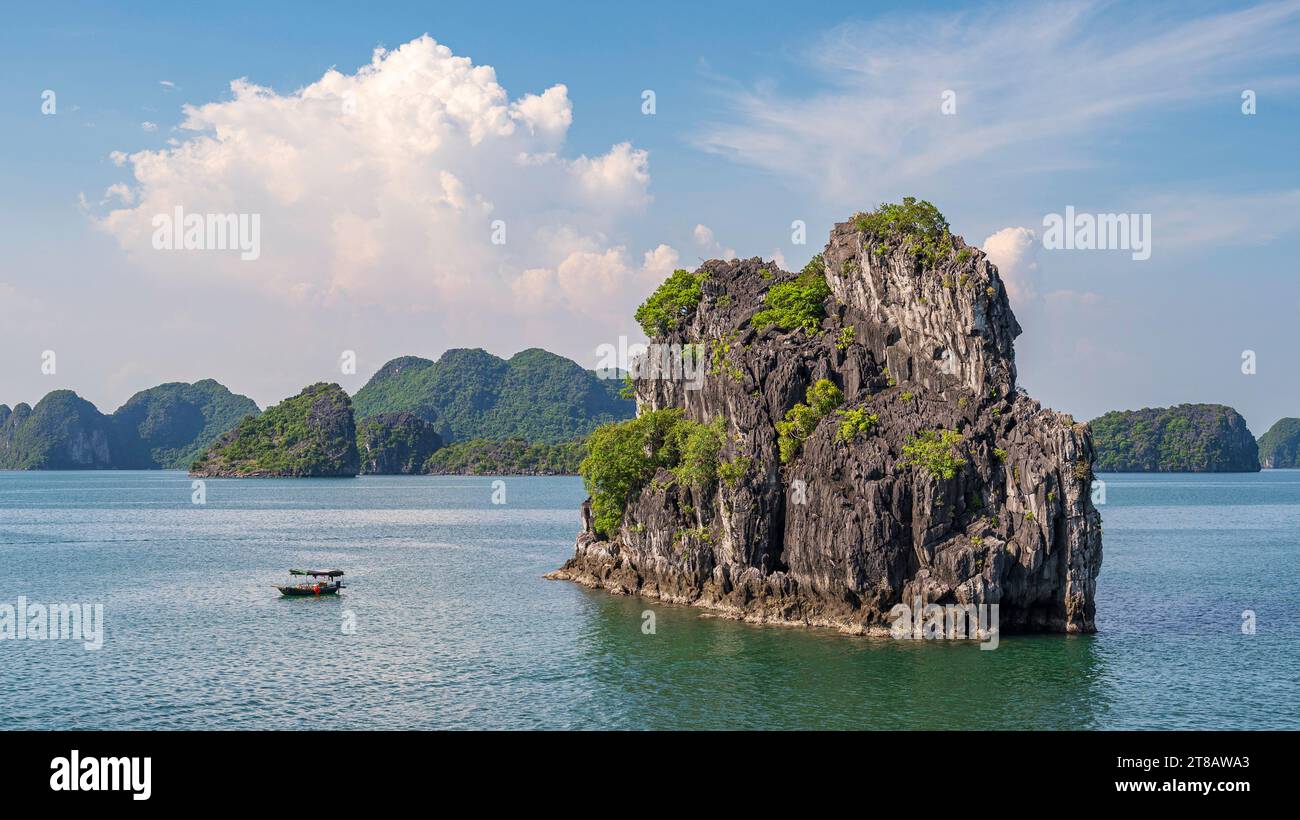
xmin=776 ymin=379 xmax=844 ymax=463
xmin=752 ymin=270 xmax=831 ymax=334
xmin=835 ymin=407 xmax=879 ymax=443
xmin=900 ymin=429 xmax=966 ymax=479
xmin=580 ymin=409 xmax=733 ymax=539
xmin=635 ymin=268 xmax=708 ymax=336
xmin=581 ymin=409 xmax=684 ymax=538
xmin=853 ymin=197 xmax=955 ymax=268
xmin=670 ymin=416 xmax=726 ymax=490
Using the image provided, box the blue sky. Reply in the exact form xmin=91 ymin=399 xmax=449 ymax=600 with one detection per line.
xmin=2 ymin=0 xmax=1299 ymax=434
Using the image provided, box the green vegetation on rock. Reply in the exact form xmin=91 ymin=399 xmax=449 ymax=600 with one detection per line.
xmin=901 ymin=429 xmax=966 ymax=479
xmin=1257 ymin=418 xmax=1300 ymax=469
xmin=752 ymin=270 xmax=831 ymax=334
xmin=351 ymin=347 xmax=632 ymax=445
xmin=853 ymin=197 xmax=956 ymax=268
xmin=635 ymin=268 xmax=708 ymax=337
xmin=671 ymin=416 xmax=726 ymax=490
xmin=579 ymin=409 xmax=733 ymax=539
xmin=190 ymin=383 xmax=358 ymax=477
xmin=776 ymin=379 xmax=843 ymax=463
xmin=424 ymin=437 xmax=586 ymax=475
xmin=835 ymin=407 xmax=879 ymax=443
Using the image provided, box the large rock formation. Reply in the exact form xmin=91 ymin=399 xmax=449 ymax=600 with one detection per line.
xmin=190 ymin=383 xmax=359 ymax=477
xmin=1258 ymin=418 xmax=1300 ymax=469
xmin=0 ymin=391 xmax=133 ymax=469
xmin=1091 ymin=404 xmax=1259 ymax=472
xmin=550 ymin=203 xmax=1103 ymax=634
xmin=356 ymin=412 xmax=442 ymax=474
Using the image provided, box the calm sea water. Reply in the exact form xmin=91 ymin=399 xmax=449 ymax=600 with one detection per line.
xmin=0 ymin=470 xmax=1296 ymax=730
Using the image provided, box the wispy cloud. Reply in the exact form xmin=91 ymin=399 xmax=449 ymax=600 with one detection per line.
xmin=1144 ymin=188 xmax=1300 ymax=247
xmin=695 ymin=0 xmax=1300 ymax=202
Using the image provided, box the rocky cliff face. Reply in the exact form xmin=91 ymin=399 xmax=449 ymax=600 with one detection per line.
xmin=1258 ymin=418 xmax=1300 ymax=469
xmin=1091 ymin=404 xmax=1259 ymax=472
xmin=190 ymin=383 xmax=359 ymax=477
xmin=356 ymin=412 xmax=442 ymax=474
xmin=550 ymin=206 xmax=1103 ymax=634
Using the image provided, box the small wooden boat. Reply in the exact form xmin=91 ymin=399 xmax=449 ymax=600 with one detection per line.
xmin=275 ymin=569 xmax=345 ymax=597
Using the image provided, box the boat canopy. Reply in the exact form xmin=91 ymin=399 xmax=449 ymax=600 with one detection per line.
xmin=288 ymin=569 xmax=345 ymax=577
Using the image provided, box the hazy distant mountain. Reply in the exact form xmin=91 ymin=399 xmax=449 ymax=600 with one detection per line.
xmin=0 ymin=380 xmax=259 ymax=470
xmin=356 ymin=412 xmax=442 ymax=474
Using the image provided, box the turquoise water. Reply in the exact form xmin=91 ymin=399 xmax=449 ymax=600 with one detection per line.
xmin=0 ymin=470 xmax=1296 ymax=730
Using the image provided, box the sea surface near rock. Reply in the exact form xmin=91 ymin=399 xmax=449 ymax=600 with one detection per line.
xmin=550 ymin=211 xmax=1103 ymax=634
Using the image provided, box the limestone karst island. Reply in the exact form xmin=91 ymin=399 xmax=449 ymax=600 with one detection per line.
xmin=550 ymin=200 xmax=1102 ymax=635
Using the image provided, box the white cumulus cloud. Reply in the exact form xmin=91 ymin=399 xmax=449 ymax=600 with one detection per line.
xmin=983 ymin=226 xmax=1039 ymax=306
xmin=93 ymin=35 xmax=670 ymax=360
xmin=691 ymin=223 xmax=735 ymax=261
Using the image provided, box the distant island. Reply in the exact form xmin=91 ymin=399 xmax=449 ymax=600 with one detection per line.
xmin=424 ymin=437 xmax=586 ymax=475
xmin=1 ymin=348 xmax=630 ymax=477
xmin=352 ymin=347 xmax=630 ymax=444
xmin=191 ymin=383 xmax=360 ymax=477
xmin=1257 ymin=418 xmax=1300 ymax=468
xmin=0 ymin=380 xmax=258 ymax=470
xmin=1090 ymin=404 xmax=1260 ymax=472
